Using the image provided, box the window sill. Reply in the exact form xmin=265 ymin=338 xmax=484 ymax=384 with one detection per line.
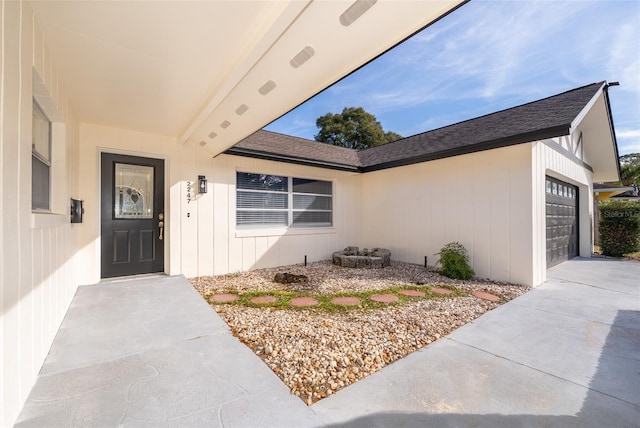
xmin=236 ymin=227 xmax=336 ymax=238
xmin=31 ymin=212 xmax=67 ymax=229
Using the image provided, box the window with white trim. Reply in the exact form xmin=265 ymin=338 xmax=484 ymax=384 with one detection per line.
xmin=236 ymin=172 xmax=333 ymax=228
xmin=32 ymin=100 xmax=51 ymax=211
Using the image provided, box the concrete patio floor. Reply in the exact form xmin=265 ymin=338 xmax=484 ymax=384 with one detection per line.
xmin=14 ymin=258 xmax=640 ymax=427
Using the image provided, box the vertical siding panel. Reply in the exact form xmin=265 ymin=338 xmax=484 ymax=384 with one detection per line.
xmin=472 ymin=160 xmax=491 ymax=279
xmin=265 ymin=236 xmax=280 ymax=268
xmin=242 ymin=238 xmax=256 ymax=271
xmin=2 ymin=1 xmax=23 ymax=417
xmin=254 ymin=237 xmax=268 ymax=268
xmin=458 ymin=157 xmax=475 ymax=264
xmin=196 ymin=179 xmax=214 ymax=277
xmin=489 ymin=160 xmax=510 ymax=281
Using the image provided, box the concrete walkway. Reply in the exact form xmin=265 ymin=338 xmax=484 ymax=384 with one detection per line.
xmin=15 ymin=258 xmax=640 ymax=427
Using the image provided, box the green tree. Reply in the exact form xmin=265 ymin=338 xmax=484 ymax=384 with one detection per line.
xmin=619 ymin=153 xmax=640 ymax=186
xmin=314 ymin=107 xmax=402 ymax=149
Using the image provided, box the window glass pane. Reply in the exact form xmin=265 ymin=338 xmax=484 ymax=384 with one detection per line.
xmin=237 ymin=211 xmax=288 ymax=226
xmin=32 ymin=156 xmax=50 ymax=210
xmin=292 ymin=211 xmax=332 ymax=226
xmin=32 ymin=102 xmax=51 ymax=162
xmin=552 ymin=182 xmax=557 ymax=195
xmin=292 ymin=178 xmax=331 ymax=194
xmin=293 ymin=194 xmax=332 ymax=210
xmin=546 ymin=180 xmax=551 ymax=193
xmin=237 ymin=172 xmax=287 ymax=192
xmin=237 ymin=191 xmax=288 ymax=209
xmin=114 ymin=163 xmax=154 ymax=218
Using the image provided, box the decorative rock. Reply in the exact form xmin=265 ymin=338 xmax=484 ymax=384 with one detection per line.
xmin=289 ymin=297 xmax=319 ymax=307
xmin=399 ymin=289 xmax=426 ymax=297
xmin=274 ymin=272 xmax=309 ymax=284
xmin=251 ymin=295 xmax=278 ymax=304
xmin=472 ymin=291 xmax=501 ymax=302
xmin=331 ymin=297 xmax=361 ymax=306
xmin=430 ymin=287 xmax=454 ymax=295
xmin=370 ymin=293 xmax=398 ymax=303
xmin=210 ymin=293 xmax=238 ymax=303
xmin=345 ymin=246 xmax=360 ymax=255
xmin=332 ymin=247 xmax=391 ymax=268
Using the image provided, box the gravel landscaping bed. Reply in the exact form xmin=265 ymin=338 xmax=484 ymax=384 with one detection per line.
xmin=190 ymin=260 xmax=528 ymax=405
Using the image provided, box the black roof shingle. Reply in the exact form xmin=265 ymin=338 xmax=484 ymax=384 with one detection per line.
xmin=226 ymin=82 xmax=606 ymax=172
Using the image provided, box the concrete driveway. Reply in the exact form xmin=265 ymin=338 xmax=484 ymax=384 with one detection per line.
xmin=15 ymin=258 xmax=640 ymax=427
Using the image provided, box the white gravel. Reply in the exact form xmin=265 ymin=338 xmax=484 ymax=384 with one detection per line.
xmin=190 ymin=260 xmax=528 ymax=405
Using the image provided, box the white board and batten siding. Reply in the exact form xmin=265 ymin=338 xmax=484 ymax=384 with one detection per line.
xmin=361 ymin=144 xmax=535 ymax=286
xmin=1 ymin=3 xmax=81 ymax=425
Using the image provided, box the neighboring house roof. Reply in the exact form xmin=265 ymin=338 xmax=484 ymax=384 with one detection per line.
xmin=593 ymin=183 xmax=634 ymax=201
xmin=226 ymin=82 xmax=611 ymax=173
xmin=593 ymin=183 xmax=633 ymax=192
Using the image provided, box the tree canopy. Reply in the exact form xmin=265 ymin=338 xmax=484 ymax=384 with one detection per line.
xmin=314 ymin=106 xmax=402 ymax=150
xmin=620 ymin=153 xmax=640 ymax=186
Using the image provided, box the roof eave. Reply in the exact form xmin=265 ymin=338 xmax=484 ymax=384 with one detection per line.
xmin=361 ymin=125 xmax=569 ymax=173
xmin=224 ymin=147 xmax=361 ymax=172
xmin=603 ymin=83 xmax=622 ymax=181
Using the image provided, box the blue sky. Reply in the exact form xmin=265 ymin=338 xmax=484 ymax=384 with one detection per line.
xmin=265 ymin=0 xmax=640 ymax=156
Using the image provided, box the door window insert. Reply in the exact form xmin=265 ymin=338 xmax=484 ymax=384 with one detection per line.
xmin=114 ymin=163 xmax=154 ymax=219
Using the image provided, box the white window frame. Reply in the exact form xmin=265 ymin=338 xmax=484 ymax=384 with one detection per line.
xmin=236 ymin=172 xmax=333 ymax=229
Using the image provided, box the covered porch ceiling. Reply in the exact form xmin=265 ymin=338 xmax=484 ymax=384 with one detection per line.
xmin=29 ymin=0 xmax=466 ymax=156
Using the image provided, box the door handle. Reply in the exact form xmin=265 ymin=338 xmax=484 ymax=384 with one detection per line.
xmin=158 ymin=213 xmax=164 ymax=240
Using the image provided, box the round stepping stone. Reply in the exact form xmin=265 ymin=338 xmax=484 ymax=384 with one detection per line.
xmin=430 ymin=287 xmax=454 ymax=295
xmin=399 ymin=289 xmax=426 ymax=297
xmin=472 ymin=291 xmax=500 ymax=302
xmin=289 ymin=297 xmax=319 ymax=307
xmin=210 ymin=293 xmax=238 ymax=303
xmin=331 ymin=296 xmax=361 ymax=306
xmin=250 ymin=295 xmax=277 ymax=304
xmin=370 ymin=293 xmax=398 ymax=303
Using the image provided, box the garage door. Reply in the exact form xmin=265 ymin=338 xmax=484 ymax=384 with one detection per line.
xmin=546 ymin=177 xmax=579 ymax=267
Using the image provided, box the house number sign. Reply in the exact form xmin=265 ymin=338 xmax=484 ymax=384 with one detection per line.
xmin=186 ymin=181 xmax=192 ymax=218
xmin=186 ymin=181 xmax=192 ymax=204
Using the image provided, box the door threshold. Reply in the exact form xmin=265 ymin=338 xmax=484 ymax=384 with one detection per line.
xmin=100 ymin=273 xmax=167 ymax=284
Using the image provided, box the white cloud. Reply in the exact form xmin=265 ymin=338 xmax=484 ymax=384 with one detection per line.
xmin=617 ymin=129 xmax=640 ymax=139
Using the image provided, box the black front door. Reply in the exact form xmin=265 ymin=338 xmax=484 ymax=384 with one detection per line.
xmin=101 ymin=153 xmax=165 ymax=278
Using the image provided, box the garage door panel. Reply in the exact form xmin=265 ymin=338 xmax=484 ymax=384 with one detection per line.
xmin=546 ymin=176 xmax=578 ymax=268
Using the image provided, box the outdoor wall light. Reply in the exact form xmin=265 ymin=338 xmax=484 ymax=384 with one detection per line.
xmin=198 ymin=175 xmax=207 ymax=193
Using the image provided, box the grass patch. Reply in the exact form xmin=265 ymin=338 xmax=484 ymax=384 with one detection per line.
xmin=207 ymin=283 xmax=467 ymax=312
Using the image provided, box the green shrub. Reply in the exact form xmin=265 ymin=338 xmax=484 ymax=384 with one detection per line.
xmin=599 ymin=200 xmax=640 ymax=257
xmin=437 ymin=242 xmax=475 ymax=280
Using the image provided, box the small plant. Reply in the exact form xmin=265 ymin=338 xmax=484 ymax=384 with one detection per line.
xmin=437 ymin=242 xmax=475 ymax=280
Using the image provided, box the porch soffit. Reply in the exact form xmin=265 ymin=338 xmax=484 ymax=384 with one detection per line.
xmin=28 ymin=0 xmax=466 ymax=154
